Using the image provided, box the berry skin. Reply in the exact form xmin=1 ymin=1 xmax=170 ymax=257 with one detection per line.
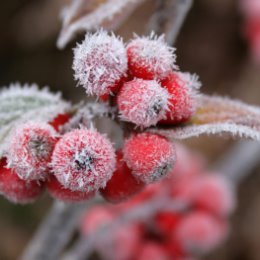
xmin=49 ymin=113 xmax=70 ymax=131
xmin=137 ymin=242 xmax=170 ymax=260
xmin=174 ymin=211 xmax=228 ymax=255
xmin=123 ymin=133 xmax=176 ymax=184
xmin=73 ymin=30 xmax=128 ymax=97
xmin=159 ymin=72 xmax=201 ymax=125
xmin=51 ymin=128 xmax=116 ymax=192
xmin=47 ymin=175 xmax=95 ymax=203
xmin=126 ymin=34 xmax=177 ymax=80
xmin=7 ymin=122 xmax=58 ymax=181
xmin=117 ymin=79 xmax=170 ymax=127
xmin=0 ymin=158 xmax=45 ymax=204
xmin=100 ymin=150 xmax=145 ymax=203
xmin=192 ymin=174 xmax=236 ymax=217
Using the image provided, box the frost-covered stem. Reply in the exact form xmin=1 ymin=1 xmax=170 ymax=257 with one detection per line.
xmin=61 ymin=198 xmax=188 ymax=260
xmin=147 ymin=0 xmax=193 ymax=45
xmin=213 ymin=141 xmax=260 ymax=187
xmin=20 ymin=200 xmax=96 ymax=260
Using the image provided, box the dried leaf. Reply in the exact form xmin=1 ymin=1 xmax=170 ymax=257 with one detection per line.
xmin=149 ymin=95 xmax=260 ymax=141
xmin=0 ymin=83 xmax=70 ymax=156
xmin=57 ymin=0 xmax=147 ymax=49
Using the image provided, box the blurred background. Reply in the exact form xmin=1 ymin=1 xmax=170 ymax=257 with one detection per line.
xmin=0 ymin=0 xmax=260 ymax=259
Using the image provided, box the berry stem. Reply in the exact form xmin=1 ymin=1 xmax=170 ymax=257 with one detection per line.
xmin=21 ymin=199 xmax=99 ymax=260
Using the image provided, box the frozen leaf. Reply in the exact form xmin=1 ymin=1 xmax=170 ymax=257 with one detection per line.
xmin=57 ymin=0 xmax=147 ymax=49
xmin=149 ymin=95 xmax=260 ymax=141
xmin=0 ymin=83 xmax=70 ymax=157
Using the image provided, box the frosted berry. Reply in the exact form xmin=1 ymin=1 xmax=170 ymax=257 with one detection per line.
xmin=137 ymin=242 xmax=170 ymax=260
xmin=47 ymin=175 xmax=95 ymax=203
xmin=174 ymin=211 xmax=228 ymax=254
xmin=51 ymin=128 xmax=116 ymax=192
xmin=73 ymin=30 xmax=127 ymax=96
xmin=127 ymin=33 xmax=177 ymax=80
xmin=160 ymin=72 xmax=201 ymax=124
xmin=0 ymin=158 xmax=45 ymax=204
xmin=80 ymin=206 xmax=114 ymax=236
xmin=49 ymin=113 xmax=70 ymax=131
xmin=123 ymin=133 xmax=176 ymax=183
xmin=192 ymin=174 xmax=236 ymax=217
xmin=117 ymin=79 xmax=170 ymax=127
xmin=7 ymin=122 xmax=58 ymax=181
xmin=100 ymin=150 xmax=145 ymax=203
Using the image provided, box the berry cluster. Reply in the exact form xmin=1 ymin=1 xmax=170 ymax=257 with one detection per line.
xmin=73 ymin=30 xmax=201 ymax=128
xmin=0 ymin=30 xmax=200 ymax=204
xmin=241 ymin=0 xmax=260 ymax=62
xmin=0 ymin=117 xmax=116 ymax=204
xmin=80 ymin=145 xmax=236 ymax=260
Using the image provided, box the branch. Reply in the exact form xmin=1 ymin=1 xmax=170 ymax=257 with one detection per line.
xmin=146 ymin=0 xmax=193 ymax=45
xmin=20 ymin=199 xmax=99 ymax=260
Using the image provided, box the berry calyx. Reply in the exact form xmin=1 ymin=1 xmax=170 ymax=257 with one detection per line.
xmin=100 ymin=150 xmax=145 ymax=203
xmin=7 ymin=122 xmax=58 ymax=181
xmin=47 ymin=175 xmax=95 ymax=203
xmin=123 ymin=133 xmax=176 ymax=183
xmin=73 ymin=30 xmax=127 ymax=97
xmin=51 ymin=128 xmax=116 ymax=192
xmin=0 ymin=158 xmax=45 ymax=204
xmin=159 ymin=72 xmax=200 ymax=125
xmin=127 ymin=34 xmax=177 ymax=80
xmin=117 ymin=79 xmax=170 ymax=127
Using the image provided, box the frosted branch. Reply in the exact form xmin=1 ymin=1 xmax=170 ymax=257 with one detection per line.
xmin=57 ymin=0 xmax=147 ymax=49
xmin=147 ymin=0 xmax=193 ymax=45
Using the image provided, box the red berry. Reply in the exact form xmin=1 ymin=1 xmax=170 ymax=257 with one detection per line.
xmin=174 ymin=211 xmax=228 ymax=255
xmin=51 ymin=129 xmax=116 ymax=192
xmin=7 ymin=122 xmax=58 ymax=181
xmin=123 ymin=133 xmax=176 ymax=184
xmin=100 ymin=150 xmax=145 ymax=203
xmin=117 ymin=79 xmax=170 ymax=127
xmin=73 ymin=30 xmax=127 ymax=97
xmin=0 ymin=158 xmax=45 ymax=204
xmin=47 ymin=175 xmax=94 ymax=203
xmin=80 ymin=206 xmax=114 ymax=236
xmin=49 ymin=113 xmax=70 ymax=131
xmin=137 ymin=242 xmax=170 ymax=260
xmin=127 ymin=34 xmax=177 ymax=80
xmin=159 ymin=72 xmax=200 ymax=125
xmin=192 ymin=174 xmax=236 ymax=217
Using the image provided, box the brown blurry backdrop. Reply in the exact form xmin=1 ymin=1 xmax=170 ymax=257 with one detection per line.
xmin=0 ymin=1 xmax=260 ymax=260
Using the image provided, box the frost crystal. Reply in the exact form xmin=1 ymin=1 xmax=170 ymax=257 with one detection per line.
xmin=73 ymin=30 xmax=127 ymax=96
xmin=118 ymin=79 xmax=170 ymax=128
xmin=51 ymin=128 xmax=116 ymax=192
xmin=127 ymin=33 xmax=177 ymax=80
